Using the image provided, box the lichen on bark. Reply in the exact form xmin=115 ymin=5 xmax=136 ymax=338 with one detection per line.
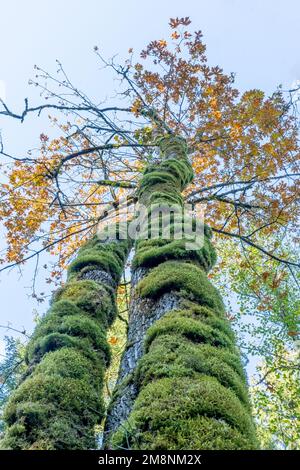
xmin=0 ymin=229 xmax=131 ymax=450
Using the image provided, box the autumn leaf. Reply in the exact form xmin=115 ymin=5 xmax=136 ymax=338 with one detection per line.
xmin=108 ymin=336 xmax=119 ymax=345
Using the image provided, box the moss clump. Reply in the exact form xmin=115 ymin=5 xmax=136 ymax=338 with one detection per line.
xmin=158 ymin=158 xmax=194 ymax=188
xmin=170 ymin=303 xmax=236 ymax=341
xmin=147 ymin=185 xmax=184 ymax=207
xmin=111 ymin=377 xmax=258 ymax=450
xmin=137 ymin=261 xmax=225 ymax=314
xmin=67 ymin=233 xmax=130 ymax=283
xmin=133 ymin=234 xmax=216 ymax=271
xmin=26 ymin=333 xmax=92 ymax=364
xmin=2 ymin=370 xmax=104 ymax=449
xmin=68 ymin=250 xmax=123 ymax=280
xmin=111 ymin=415 xmax=256 ymax=450
xmin=53 ymin=280 xmax=116 ymax=326
xmin=139 ymin=159 xmax=193 ymax=194
xmin=138 ymin=170 xmax=181 ymax=196
xmin=48 ymin=299 xmax=84 ymax=317
xmin=26 ymin=315 xmax=110 ymax=364
xmin=136 ymin=335 xmax=249 ymax=407
xmin=9 ymin=373 xmax=101 ymax=415
xmin=157 ymin=135 xmax=189 ymax=159
xmin=144 ymin=333 xmax=245 ymax=378
xmin=144 ymin=311 xmax=234 ymax=352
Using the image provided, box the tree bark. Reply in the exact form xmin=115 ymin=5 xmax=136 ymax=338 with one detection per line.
xmin=104 ymin=136 xmax=258 ymax=450
xmin=0 ymin=229 xmax=131 ymax=450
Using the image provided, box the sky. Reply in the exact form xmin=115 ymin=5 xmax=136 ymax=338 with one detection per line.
xmin=0 ymin=0 xmax=299 ymax=365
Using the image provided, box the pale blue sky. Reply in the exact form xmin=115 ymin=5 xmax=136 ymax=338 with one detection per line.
xmin=0 ymin=0 xmax=299 ymax=362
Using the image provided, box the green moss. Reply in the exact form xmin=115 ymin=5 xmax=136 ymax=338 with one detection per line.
xmin=111 ymin=376 xmax=257 ymax=450
xmin=4 ymin=372 xmax=103 ymax=422
xmin=136 ymin=335 xmax=249 ymax=407
xmin=171 ymin=304 xmax=236 ymax=341
xmin=34 ymin=348 xmax=102 ymax=380
xmin=139 ymin=158 xmax=193 ymax=192
xmin=43 ymin=414 xmax=95 ymax=449
xmin=148 ymin=187 xmax=184 ymax=206
xmin=76 ymin=234 xmax=130 ymax=264
xmin=67 ymin=234 xmax=130 ymax=282
xmin=111 ymin=415 xmax=256 ymax=450
xmin=4 ymin=423 xmax=26 ymax=438
xmin=5 ymin=340 xmax=107 ymax=449
xmin=53 ymin=280 xmax=116 ymax=325
xmin=144 ymin=312 xmax=234 ymax=352
xmin=67 ymin=250 xmax=122 ymax=280
xmin=27 ymin=332 xmax=108 ymax=364
xmin=11 ymin=402 xmax=51 ymax=429
xmin=158 ymin=158 xmax=194 ymax=188
xmin=157 ymin=135 xmax=189 ymax=158
xmin=29 ymin=314 xmax=108 ymax=355
xmin=1 ymin=408 xmax=97 ymax=450
xmin=137 ymin=261 xmax=225 ymax=314
xmin=133 ymin=236 xmax=216 ymax=271
xmin=48 ymin=299 xmax=85 ymax=317
xmin=107 ymin=137 xmax=257 ymax=451
xmin=1 ymin=233 xmax=129 ymax=450
xmin=143 ymin=333 xmax=245 ymax=379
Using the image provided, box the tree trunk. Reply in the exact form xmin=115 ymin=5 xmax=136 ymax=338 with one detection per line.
xmin=0 ymin=229 xmax=131 ymax=450
xmin=104 ymin=136 xmax=258 ymax=450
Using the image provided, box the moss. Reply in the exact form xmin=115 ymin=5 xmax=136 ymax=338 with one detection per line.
xmin=66 ymin=233 xmax=131 ymax=285
xmin=136 ymin=335 xmax=250 ymax=407
xmin=148 ymin=187 xmax=184 ymax=207
xmin=44 ymin=415 xmax=95 ymax=449
xmin=12 ymin=402 xmax=51 ymax=429
xmin=140 ymin=169 xmax=180 ymax=187
xmin=28 ymin=314 xmax=109 ymax=356
xmin=111 ymin=415 xmax=256 ymax=450
xmin=171 ymin=304 xmax=236 ymax=341
xmin=48 ymin=299 xmax=85 ymax=317
xmin=4 ymin=423 xmax=26 ymax=438
xmin=111 ymin=376 xmax=257 ymax=450
xmin=145 ymin=333 xmax=245 ymax=378
xmin=107 ymin=136 xmax=257 ymax=451
xmin=137 ymin=261 xmax=225 ymax=314
xmin=53 ymin=280 xmax=116 ymax=325
xmin=144 ymin=313 xmax=235 ymax=352
xmin=67 ymin=250 xmax=122 ymax=280
xmin=158 ymin=158 xmax=194 ymax=188
xmin=139 ymin=160 xmax=193 ymax=194
xmin=5 ymin=373 xmax=103 ymax=421
xmin=1 ymin=408 xmax=97 ymax=450
xmin=133 ymin=236 xmax=216 ymax=271
xmin=1 ymin=233 xmax=130 ymax=449
xmin=27 ymin=332 xmax=108 ymax=365
xmin=157 ymin=135 xmax=189 ymax=159
xmin=76 ymin=234 xmax=130 ymax=263
xmin=34 ymin=348 xmax=102 ymax=380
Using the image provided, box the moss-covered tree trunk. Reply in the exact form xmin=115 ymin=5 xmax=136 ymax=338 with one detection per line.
xmin=0 ymin=230 xmax=131 ymax=449
xmin=104 ymin=136 xmax=258 ymax=450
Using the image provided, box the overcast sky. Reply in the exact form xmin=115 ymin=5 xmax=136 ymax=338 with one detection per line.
xmin=0 ymin=0 xmax=299 ymax=361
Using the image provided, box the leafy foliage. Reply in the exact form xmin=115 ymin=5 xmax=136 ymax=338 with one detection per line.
xmin=0 ymin=18 xmax=299 ymax=283
xmin=251 ymin=345 xmax=300 ymax=449
xmin=0 ymin=337 xmax=26 ymax=434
